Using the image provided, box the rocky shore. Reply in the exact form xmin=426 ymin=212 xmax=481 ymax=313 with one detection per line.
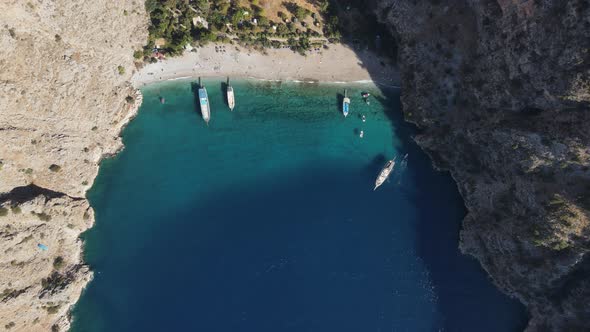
xmin=1 ymin=0 xmax=588 ymax=330
xmin=374 ymin=0 xmax=590 ymax=330
xmin=0 ymin=1 xmax=146 ymax=331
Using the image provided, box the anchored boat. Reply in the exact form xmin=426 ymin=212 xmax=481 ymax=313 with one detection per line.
xmin=342 ymin=89 xmax=350 ymax=117
xmin=226 ymin=77 xmax=235 ymax=111
xmin=362 ymin=91 xmax=370 ymax=105
xmin=197 ymin=77 xmax=210 ymax=124
xmin=374 ymin=158 xmax=396 ymax=190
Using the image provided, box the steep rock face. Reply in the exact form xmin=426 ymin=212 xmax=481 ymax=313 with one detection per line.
xmin=0 ymin=1 xmax=146 ymax=331
xmin=374 ymin=0 xmax=589 ymax=330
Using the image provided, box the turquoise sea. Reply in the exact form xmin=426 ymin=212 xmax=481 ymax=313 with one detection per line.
xmin=71 ymin=79 xmax=527 ymax=331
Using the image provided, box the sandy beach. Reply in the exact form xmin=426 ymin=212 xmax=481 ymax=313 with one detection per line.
xmin=132 ymin=43 xmax=400 ymax=86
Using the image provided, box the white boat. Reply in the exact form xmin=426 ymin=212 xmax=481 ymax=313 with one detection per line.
xmin=342 ymin=89 xmax=350 ymax=117
xmin=374 ymin=158 xmax=396 ymax=190
xmin=197 ymin=78 xmax=210 ymax=124
xmin=362 ymin=115 xmax=366 ymax=122
xmin=226 ymin=77 xmax=235 ymax=111
xmin=359 ymin=130 xmax=364 ymax=138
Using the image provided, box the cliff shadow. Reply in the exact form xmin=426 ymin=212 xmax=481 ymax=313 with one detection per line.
xmin=325 ymin=1 xmax=528 ymax=330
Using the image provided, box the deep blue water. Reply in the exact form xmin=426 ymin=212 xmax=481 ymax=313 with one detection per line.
xmin=71 ymin=79 xmax=527 ymax=331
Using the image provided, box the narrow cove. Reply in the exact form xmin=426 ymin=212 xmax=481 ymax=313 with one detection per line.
xmin=71 ymin=79 xmax=527 ymax=331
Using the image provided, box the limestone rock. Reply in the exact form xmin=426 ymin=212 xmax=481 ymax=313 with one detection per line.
xmin=0 ymin=1 xmax=147 ymax=330
xmin=375 ymin=0 xmax=590 ymax=330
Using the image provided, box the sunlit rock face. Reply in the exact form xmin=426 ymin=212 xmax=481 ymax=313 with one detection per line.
xmin=0 ymin=1 xmax=147 ymax=331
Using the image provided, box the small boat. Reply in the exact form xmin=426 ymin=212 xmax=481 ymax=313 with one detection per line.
xmin=159 ymin=96 xmax=165 ymax=104
xmin=374 ymin=158 xmax=396 ymax=191
xmin=226 ymin=77 xmax=235 ymax=111
xmin=362 ymin=92 xmax=370 ymax=105
xmin=342 ymin=89 xmax=350 ymax=117
xmin=362 ymin=115 xmax=366 ymax=122
xmin=359 ymin=130 xmax=364 ymax=138
xmin=197 ymin=78 xmax=210 ymax=124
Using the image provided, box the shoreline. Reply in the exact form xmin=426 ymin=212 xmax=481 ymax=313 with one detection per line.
xmin=144 ymin=74 xmax=401 ymax=89
xmin=132 ymin=43 xmax=401 ymax=88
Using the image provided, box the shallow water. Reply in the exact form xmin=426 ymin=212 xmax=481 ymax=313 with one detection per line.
xmin=71 ymin=79 xmax=527 ymax=331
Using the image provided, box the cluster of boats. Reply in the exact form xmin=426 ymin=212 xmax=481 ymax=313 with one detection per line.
xmin=191 ymin=78 xmax=403 ymax=190
xmin=342 ymin=89 xmax=370 ymax=138
xmin=344 ymin=88 xmax=405 ymax=191
xmin=195 ymin=77 xmax=235 ymax=125
xmin=341 ymin=89 xmax=370 ymax=117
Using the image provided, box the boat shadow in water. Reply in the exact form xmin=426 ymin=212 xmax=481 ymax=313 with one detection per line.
xmin=190 ymin=81 xmax=200 ymax=94
xmin=220 ymin=81 xmax=229 ymax=107
xmin=336 ymin=93 xmax=344 ymax=115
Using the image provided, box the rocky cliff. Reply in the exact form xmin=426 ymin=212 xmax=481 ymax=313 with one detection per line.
xmin=374 ymin=0 xmax=590 ymax=330
xmin=0 ymin=1 xmax=146 ymax=331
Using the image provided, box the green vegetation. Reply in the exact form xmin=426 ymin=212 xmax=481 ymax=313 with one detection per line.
xmin=49 ymin=164 xmax=61 ymax=172
xmin=117 ymin=65 xmax=125 ymax=75
xmin=24 ymin=168 xmax=33 ymax=175
xmin=552 ymin=240 xmax=570 ymax=251
xmin=11 ymin=260 xmax=25 ymax=268
xmin=4 ymin=322 xmax=15 ymax=329
xmin=143 ymin=0 xmax=338 ymax=58
xmin=0 ymin=207 xmax=7 ymax=217
xmin=1 ymin=288 xmax=25 ymax=302
xmin=31 ymin=211 xmax=51 ymax=222
xmin=45 ymin=304 xmax=60 ymax=314
xmin=53 ymin=256 xmax=64 ymax=270
xmin=82 ymin=180 xmax=89 ymax=186
xmin=126 ymin=95 xmax=135 ymax=103
xmin=283 ymin=1 xmax=310 ymax=20
xmin=10 ymin=205 xmax=21 ymax=214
